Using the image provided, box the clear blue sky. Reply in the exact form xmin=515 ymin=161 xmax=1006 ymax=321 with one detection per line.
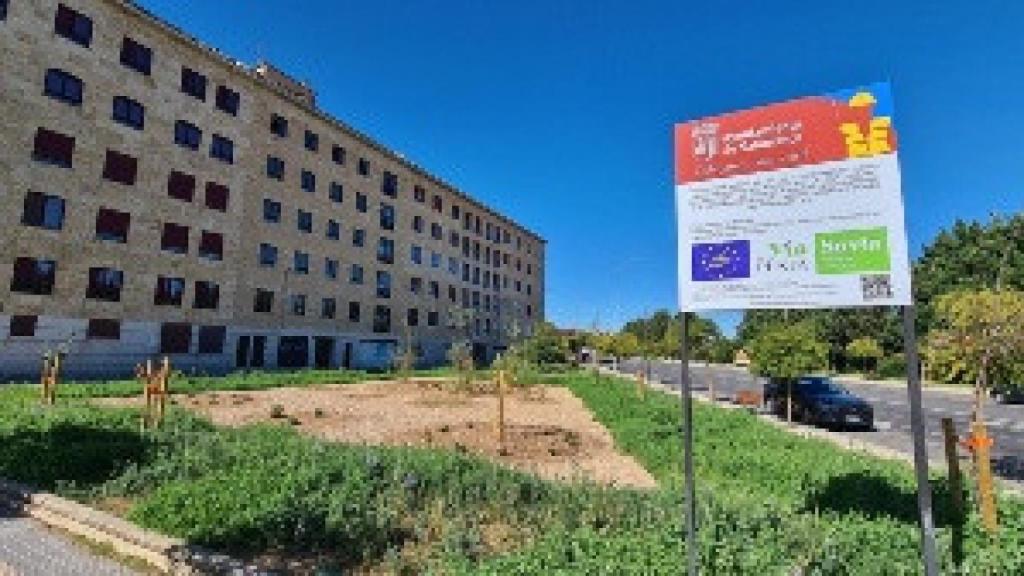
xmin=140 ymin=0 xmax=1022 ymax=336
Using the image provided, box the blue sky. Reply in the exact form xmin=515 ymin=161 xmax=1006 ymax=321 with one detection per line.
xmin=139 ymin=0 xmax=1023 ymax=336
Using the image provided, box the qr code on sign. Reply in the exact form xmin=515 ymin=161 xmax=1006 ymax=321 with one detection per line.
xmin=861 ymin=274 xmax=893 ymax=301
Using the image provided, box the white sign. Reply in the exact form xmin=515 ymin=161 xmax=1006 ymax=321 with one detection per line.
xmin=674 ymin=83 xmax=912 ymax=311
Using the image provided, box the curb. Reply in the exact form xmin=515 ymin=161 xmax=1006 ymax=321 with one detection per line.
xmin=0 ymin=479 xmax=250 ymax=575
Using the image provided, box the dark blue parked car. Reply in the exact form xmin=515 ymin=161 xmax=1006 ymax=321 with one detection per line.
xmin=764 ymin=376 xmax=874 ymax=430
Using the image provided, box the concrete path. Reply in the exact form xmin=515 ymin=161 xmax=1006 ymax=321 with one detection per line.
xmin=0 ymin=503 xmax=138 ymax=576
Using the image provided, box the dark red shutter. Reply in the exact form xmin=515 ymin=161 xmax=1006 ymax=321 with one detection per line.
xmin=205 ymin=182 xmax=229 ymax=211
xmin=168 ymin=171 xmax=195 ymax=201
xmin=200 ymin=231 xmax=223 ymax=259
xmin=10 ymin=315 xmax=38 ymax=337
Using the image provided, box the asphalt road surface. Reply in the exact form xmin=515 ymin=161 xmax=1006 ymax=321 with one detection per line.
xmin=619 ymin=359 xmax=1024 ymax=484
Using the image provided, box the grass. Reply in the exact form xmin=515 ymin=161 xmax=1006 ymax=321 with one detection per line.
xmin=1 ymin=370 xmax=1022 ymax=573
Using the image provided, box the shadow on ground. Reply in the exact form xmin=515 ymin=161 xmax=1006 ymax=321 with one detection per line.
xmin=0 ymin=424 xmax=153 ymax=491
xmin=806 ymin=471 xmax=961 ymax=527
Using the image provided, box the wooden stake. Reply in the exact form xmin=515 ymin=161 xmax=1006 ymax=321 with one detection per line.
xmin=941 ymin=418 xmax=964 ymax=518
xmin=971 ymin=421 xmax=999 ymax=535
xmin=497 ymin=370 xmax=507 ymax=453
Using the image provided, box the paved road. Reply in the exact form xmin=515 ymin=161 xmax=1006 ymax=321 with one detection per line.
xmin=0 ymin=502 xmax=138 ymax=576
xmin=620 ymin=360 xmax=1024 ymax=483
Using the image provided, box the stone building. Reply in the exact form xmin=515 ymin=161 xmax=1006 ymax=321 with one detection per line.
xmin=0 ymin=0 xmax=545 ymax=378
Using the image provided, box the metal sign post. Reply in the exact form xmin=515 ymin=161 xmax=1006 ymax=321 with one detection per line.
xmin=679 ymin=312 xmax=698 ymax=576
xmin=902 ymin=306 xmax=940 ymax=575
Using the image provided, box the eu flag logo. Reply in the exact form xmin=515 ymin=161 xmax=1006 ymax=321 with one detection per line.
xmin=692 ymin=240 xmax=751 ymax=282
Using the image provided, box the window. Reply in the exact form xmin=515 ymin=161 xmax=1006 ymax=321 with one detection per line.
xmin=87 ymin=319 xmax=120 ymax=340
xmin=451 ymin=205 xmax=461 ymax=221
xmin=431 ymin=195 xmax=442 ymax=213
xmin=266 ymin=156 xmax=285 ymax=180
xmin=348 ymin=302 xmax=361 ymax=322
xmin=95 ymin=208 xmax=130 ymax=243
xmin=382 ymin=171 xmax=398 ymax=197
xmin=352 ymin=229 xmax=365 ymax=247
xmin=210 ymin=134 xmax=234 ymax=163
xmin=373 ymin=305 xmax=391 ymax=333
xmin=379 ymin=203 xmax=395 ymax=230
xmin=527 ymin=305 xmax=533 ymax=318
xmin=263 ymin=199 xmax=281 ymax=223
xmin=427 ymin=311 xmax=439 ymax=327
xmin=199 ymin=231 xmax=223 ymax=260
xmin=325 ymin=258 xmax=339 ymax=279
xmin=254 ymin=289 xmax=274 ymax=313
xmin=120 ymin=37 xmax=152 ymax=75
xmin=377 ymin=237 xmax=394 ymax=264
xmin=429 ymin=280 xmax=440 ymax=298
xmin=294 ymin=251 xmax=310 ymax=274
xmin=11 ymin=257 xmax=56 ymax=295
xmin=356 ymin=193 xmax=368 ymax=213
xmin=160 ymin=223 xmax=189 ymax=254
xmin=160 ymin=322 xmax=191 ymax=354
xmin=174 ymin=120 xmax=201 ymax=150
xmin=168 ymin=171 xmax=195 ymax=202
xmin=215 ymin=85 xmax=239 ymax=115
xmin=259 ymin=243 xmax=278 ymax=267
xmin=44 ymin=69 xmax=83 ymax=105
xmin=193 ymin=281 xmax=220 ymax=309
xmin=412 ymin=215 xmax=424 ymax=233
xmin=54 ymin=4 xmax=92 ymax=47
xmin=376 ymin=271 xmax=391 ymax=298
xmin=332 ymin=145 xmax=346 ymax=164
xmin=304 ymin=130 xmax=319 ymax=151
xmin=326 ymin=219 xmax=340 ymax=240
xmin=329 ymin=182 xmax=343 ymax=203
xmin=431 ymin=223 xmax=443 ymax=240
xmin=290 ymin=294 xmax=306 ymax=316
xmin=0 ymin=0 xmax=7 ymax=21
xmin=86 ymin=267 xmax=123 ymax=301
xmin=180 ymin=67 xmax=207 ymax=100
xmin=205 ymin=182 xmax=229 ymax=211
xmin=33 ymin=128 xmax=75 ymax=168
xmin=349 ymin=264 xmax=364 ymax=284
xmin=270 ymin=114 xmax=288 ymax=137
xmin=154 ymin=276 xmax=185 ymax=306
xmin=22 ymin=192 xmax=65 ymax=231
xmin=431 ymin=252 xmax=442 ymax=269
xmin=448 ymin=285 xmax=457 ymax=302
xmin=410 ymin=277 xmax=422 ymax=294
xmin=301 ymin=170 xmax=316 ymax=192
xmin=450 ymin=231 xmax=460 ymax=248
xmin=407 ymin=308 xmax=419 ymax=327
xmin=198 ymin=326 xmax=226 ymax=354
xmin=358 ymin=157 xmax=370 ymax=176
xmin=321 ymin=298 xmax=336 ymax=319
xmin=103 ymin=150 xmax=138 ymax=185
xmin=297 ymin=210 xmax=313 ymax=233
xmin=411 ymin=245 xmax=423 ymax=265
xmin=413 ymin=185 xmax=426 ymax=203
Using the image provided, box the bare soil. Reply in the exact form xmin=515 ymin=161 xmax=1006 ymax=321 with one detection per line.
xmin=97 ymin=380 xmax=656 ymax=489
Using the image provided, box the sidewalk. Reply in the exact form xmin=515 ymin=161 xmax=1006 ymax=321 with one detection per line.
xmin=0 ymin=503 xmax=137 ymax=576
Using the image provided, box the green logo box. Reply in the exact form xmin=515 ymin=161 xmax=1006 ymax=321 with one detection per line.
xmin=814 ymin=227 xmax=891 ymax=274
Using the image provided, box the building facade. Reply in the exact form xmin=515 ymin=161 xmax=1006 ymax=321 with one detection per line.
xmin=0 ymin=0 xmax=545 ymax=378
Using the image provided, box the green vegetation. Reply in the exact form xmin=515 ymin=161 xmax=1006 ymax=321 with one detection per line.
xmin=735 ymin=213 xmax=1024 ymax=384
xmin=620 ymin=311 xmax=734 ymax=362
xmin=748 ymin=321 xmax=829 ymax=380
xmin=846 ymin=336 xmax=884 ymax=376
xmin=1 ymin=371 xmax=1022 ymax=573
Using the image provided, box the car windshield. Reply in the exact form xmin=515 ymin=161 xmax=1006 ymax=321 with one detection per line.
xmin=798 ymin=377 xmax=846 ymax=395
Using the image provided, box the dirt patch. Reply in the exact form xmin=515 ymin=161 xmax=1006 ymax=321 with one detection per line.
xmin=96 ymin=381 xmax=656 ymax=489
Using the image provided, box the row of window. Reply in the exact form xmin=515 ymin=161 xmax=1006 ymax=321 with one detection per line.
xmin=21 ymin=195 xmax=224 ymax=259
xmin=33 ymin=127 xmax=236 ymax=191
xmin=7 ymin=315 xmax=225 ymax=354
xmin=51 ymin=4 xmax=241 ymax=114
xmin=9 ymin=258 xmax=221 ymax=310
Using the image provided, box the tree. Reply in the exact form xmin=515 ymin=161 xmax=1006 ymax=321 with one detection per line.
xmin=846 ymin=337 xmax=883 ymax=376
xmin=610 ymin=332 xmax=641 ymax=359
xmin=748 ymin=321 xmax=829 ymax=423
xmin=522 ymin=322 xmax=569 ymax=366
xmin=924 ymin=289 xmax=1024 ymax=421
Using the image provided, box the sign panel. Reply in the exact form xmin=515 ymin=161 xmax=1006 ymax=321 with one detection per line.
xmin=674 ymin=82 xmax=912 ymax=311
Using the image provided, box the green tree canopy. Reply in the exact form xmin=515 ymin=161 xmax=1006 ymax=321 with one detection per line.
xmin=748 ymin=321 xmax=829 ymax=380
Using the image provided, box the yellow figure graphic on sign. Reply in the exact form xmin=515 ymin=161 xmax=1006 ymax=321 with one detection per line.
xmin=840 ymin=91 xmax=893 ymax=158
